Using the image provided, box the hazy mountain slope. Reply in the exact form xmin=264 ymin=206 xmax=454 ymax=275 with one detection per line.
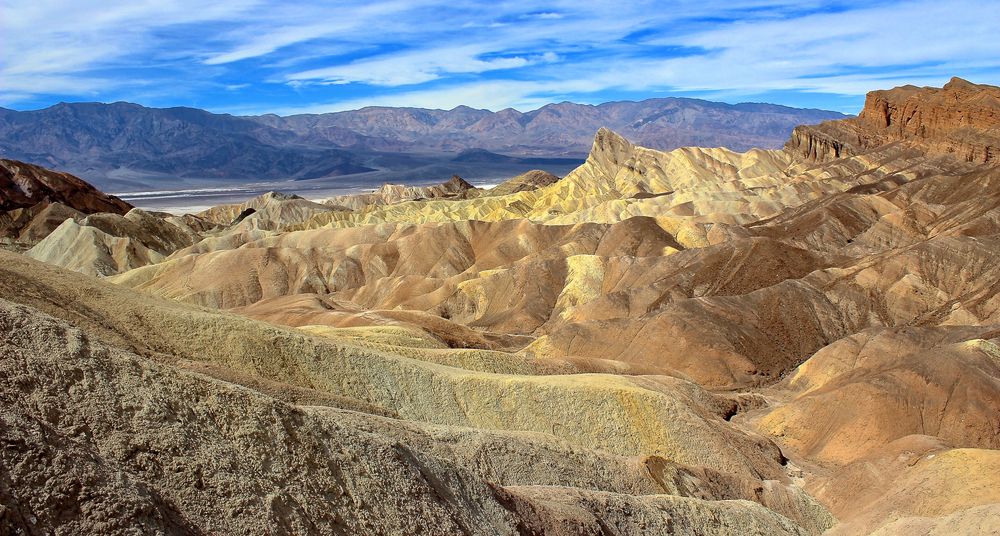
xmin=257 ymin=98 xmax=847 ymax=155
xmin=0 ymin=102 xmax=372 ymax=186
xmin=0 ymin=98 xmax=844 ymax=190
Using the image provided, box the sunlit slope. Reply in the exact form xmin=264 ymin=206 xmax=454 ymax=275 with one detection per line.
xmin=290 ymin=127 xmax=946 ymax=239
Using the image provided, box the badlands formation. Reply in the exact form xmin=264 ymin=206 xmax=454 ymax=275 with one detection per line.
xmin=2 ymin=78 xmax=1000 ymax=535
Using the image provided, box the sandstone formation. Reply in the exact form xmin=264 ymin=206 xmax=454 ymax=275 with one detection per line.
xmin=787 ymin=77 xmax=999 ymax=164
xmin=4 ymin=79 xmax=1000 ymax=535
xmin=197 ymin=191 xmax=340 ymax=229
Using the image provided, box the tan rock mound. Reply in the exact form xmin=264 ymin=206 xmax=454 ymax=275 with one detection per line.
xmin=323 ymin=175 xmax=478 ymax=211
xmin=804 ymin=436 xmax=1000 ymax=536
xmin=759 ymin=330 xmax=1000 ymax=465
xmin=197 ymin=191 xmax=341 ymax=229
xmin=487 ymin=169 xmax=561 ymax=196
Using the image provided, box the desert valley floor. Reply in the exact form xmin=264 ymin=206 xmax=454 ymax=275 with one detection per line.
xmin=1 ymin=78 xmax=999 ymax=535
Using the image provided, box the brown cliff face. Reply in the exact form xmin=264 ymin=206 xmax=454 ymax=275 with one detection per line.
xmin=787 ymin=77 xmax=1000 ymax=164
xmin=0 ymin=159 xmax=132 ymax=214
xmin=785 ymin=123 xmax=861 ymax=162
xmin=858 ymin=77 xmax=1000 ymax=163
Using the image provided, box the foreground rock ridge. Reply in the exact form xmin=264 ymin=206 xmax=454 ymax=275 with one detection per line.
xmin=2 ymin=79 xmax=999 ymax=535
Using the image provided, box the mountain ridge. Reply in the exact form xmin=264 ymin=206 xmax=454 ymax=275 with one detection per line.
xmin=0 ymin=97 xmax=846 ymax=190
xmin=254 ymin=96 xmax=847 ymax=155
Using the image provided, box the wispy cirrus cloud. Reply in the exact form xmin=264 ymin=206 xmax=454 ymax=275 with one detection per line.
xmin=286 ymin=46 xmax=560 ymax=87
xmin=1 ymin=0 xmax=997 ymax=114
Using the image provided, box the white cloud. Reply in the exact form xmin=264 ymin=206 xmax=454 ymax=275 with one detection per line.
xmin=200 ymin=1 xmax=424 ymax=65
xmin=259 ymin=80 xmax=551 ymax=114
xmin=1 ymin=0 xmax=997 ymax=111
xmin=286 ymin=46 xmax=560 ymax=87
xmin=0 ymin=0 xmax=258 ymax=103
xmin=635 ymin=0 xmax=1000 ymax=95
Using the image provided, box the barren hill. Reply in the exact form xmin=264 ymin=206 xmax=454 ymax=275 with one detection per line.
xmin=0 ymin=159 xmax=134 ymax=250
xmin=0 ymin=159 xmax=131 ymax=214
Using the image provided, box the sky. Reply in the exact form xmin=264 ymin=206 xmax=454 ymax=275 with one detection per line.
xmin=2 ymin=0 xmax=998 ymax=115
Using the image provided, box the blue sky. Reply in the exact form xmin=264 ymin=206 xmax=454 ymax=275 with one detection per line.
xmin=2 ymin=0 xmax=998 ymax=115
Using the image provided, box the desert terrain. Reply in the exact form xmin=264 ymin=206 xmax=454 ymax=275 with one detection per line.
xmin=1 ymin=78 xmax=999 ymax=535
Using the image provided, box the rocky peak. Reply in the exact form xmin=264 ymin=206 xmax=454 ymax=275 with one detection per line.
xmin=257 ymin=191 xmax=303 ymax=203
xmin=443 ymin=175 xmax=474 ymax=191
xmin=488 ymin=170 xmax=561 ymax=196
xmin=589 ymin=127 xmax=636 ymax=169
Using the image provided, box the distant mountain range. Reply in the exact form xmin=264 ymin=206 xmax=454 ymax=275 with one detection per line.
xmin=253 ymin=99 xmax=847 ymax=155
xmin=0 ymin=98 xmax=846 ymax=190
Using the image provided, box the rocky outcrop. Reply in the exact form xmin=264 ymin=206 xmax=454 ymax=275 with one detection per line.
xmin=785 ymin=123 xmax=861 ymax=161
xmin=323 ymin=175 xmax=477 ymax=211
xmin=487 ymin=170 xmax=561 ymax=196
xmin=26 ymin=208 xmax=212 ymax=276
xmin=857 ymin=77 xmax=999 ymax=163
xmin=0 ymin=159 xmax=132 ymax=213
xmin=787 ymin=77 xmax=1000 ymax=164
xmin=197 ymin=191 xmax=341 ymax=230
